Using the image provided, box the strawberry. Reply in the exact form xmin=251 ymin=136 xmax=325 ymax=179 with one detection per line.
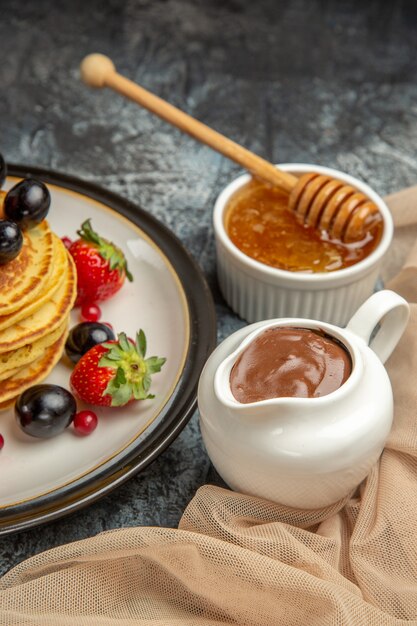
xmin=69 ymin=219 xmax=133 ymax=306
xmin=70 ymin=330 xmax=166 ymax=407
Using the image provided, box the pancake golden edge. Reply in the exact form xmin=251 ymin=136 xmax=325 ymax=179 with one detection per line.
xmin=0 ymin=318 xmax=69 ymax=376
xmin=0 ymin=235 xmax=68 ymax=331
xmin=0 ymin=220 xmax=55 ymax=316
xmin=0 ymin=365 xmax=21 ymax=383
xmin=0 ymin=398 xmax=15 ymax=410
xmin=0 ymin=251 xmax=77 ymax=353
xmin=0 ymin=328 xmax=68 ymax=404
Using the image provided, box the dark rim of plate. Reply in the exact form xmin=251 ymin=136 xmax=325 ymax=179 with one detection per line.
xmin=0 ymin=164 xmax=217 ymax=536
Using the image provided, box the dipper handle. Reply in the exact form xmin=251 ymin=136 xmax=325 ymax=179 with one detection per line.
xmin=80 ymin=54 xmax=297 ymax=193
xmin=80 ymin=54 xmax=382 ymax=243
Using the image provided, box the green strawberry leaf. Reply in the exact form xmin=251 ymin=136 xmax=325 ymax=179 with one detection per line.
xmin=97 ymin=330 xmax=166 ymax=406
xmin=142 ymin=374 xmax=152 ymax=394
xmin=124 ymin=266 xmax=134 ymax=282
xmin=136 ymin=330 xmax=146 ymax=358
xmin=105 ymin=378 xmax=133 ymax=407
xmin=118 ymin=332 xmax=131 ymax=353
xmin=131 ymin=379 xmax=155 ymax=401
xmin=99 ymin=352 xmax=120 ymax=362
xmin=145 ymin=356 xmax=166 ymax=374
xmin=114 ymin=366 xmax=127 ymax=385
xmin=132 ymin=382 xmax=143 ymax=401
xmin=77 ymin=219 xmax=103 ymax=246
xmin=99 ymin=356 xmax=118 ymax=368
xmin=108 ymin=252 xmax=120 ymax=270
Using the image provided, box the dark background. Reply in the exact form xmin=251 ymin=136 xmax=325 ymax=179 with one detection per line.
xmin=1 ymin=0 xmax=416 ymax=575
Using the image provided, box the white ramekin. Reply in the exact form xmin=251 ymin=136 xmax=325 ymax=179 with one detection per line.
xmin=213 ymin=164 xmax=393 ymax=326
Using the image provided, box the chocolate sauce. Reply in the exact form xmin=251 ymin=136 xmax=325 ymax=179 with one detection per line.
xmin=230 ymin=327 xmax=351 ymax=403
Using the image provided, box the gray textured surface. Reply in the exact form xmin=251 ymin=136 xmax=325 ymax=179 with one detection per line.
xmin=0 ymin=0 xmax=417 ymax=576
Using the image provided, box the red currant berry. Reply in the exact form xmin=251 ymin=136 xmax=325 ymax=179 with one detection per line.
xmin=61 ymin=236 xmax=73 ymax=250
xmin=0 ymin=434 xmax=4 ymax=450
xmin=73 ymin=410 xmax=98 ymax=435
xmin=80 ymin=303 xmax=101 ymax=322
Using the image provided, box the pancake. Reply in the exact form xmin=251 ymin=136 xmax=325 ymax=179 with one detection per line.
xmin=0 ymin=365 xmax=21 ymax=383
xmin=0 ymin=397 xmax=15 ymax=411
xmin=0 ymin=220 xmax=55 ymax=316
xmin=0 ymin=328 xmax=68 ymax=404
xmin=0 ymin=318 xmax=69 ymax=375
xmin=0 ymin=252 xmax=76 ymax=354
xmin=0 ymin=235 xmax=68 ymax=331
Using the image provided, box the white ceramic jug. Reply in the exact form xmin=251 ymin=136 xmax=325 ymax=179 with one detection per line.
xmin=198 ymin=290 xmax=409 ymax=508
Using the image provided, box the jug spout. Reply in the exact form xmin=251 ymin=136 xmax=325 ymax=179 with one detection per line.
xmin=213 ymin=341 xmax=296 ymax=423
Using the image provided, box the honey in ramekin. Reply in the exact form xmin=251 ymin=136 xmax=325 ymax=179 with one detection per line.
xmin=225 ymin=178 xmax=383 ymax=273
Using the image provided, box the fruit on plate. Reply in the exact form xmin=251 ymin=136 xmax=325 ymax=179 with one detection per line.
xmin=0 ymin=152 xmax=7 ymax=188
xmin=15 ymin=384 xmax=77 ymax=439
xmin=69 ymin=219 xmax=133 ymax=306
xmin=70 ymin=330 xmax=166 ymax=407
xmin=4 ymin=178 xmax=51 ymax=229
xmin=80 ymin=302 xmax=102 ymax=322
xmin=0 ymin=220 xmax=23 ymax=265
xmin=65 ymin=321 xmax=116 ymax=364
xmin=73 ymin=409 xmax=98 ymax=435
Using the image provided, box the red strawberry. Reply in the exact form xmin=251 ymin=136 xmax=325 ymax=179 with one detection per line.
xmin=69 ymin=219 xmax=133 ymax=306
xmin=70 ymin=330 xmax=166 ymax=407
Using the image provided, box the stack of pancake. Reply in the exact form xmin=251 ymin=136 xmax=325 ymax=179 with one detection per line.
xmin=0 ymin=219 xmax=77 ymax=409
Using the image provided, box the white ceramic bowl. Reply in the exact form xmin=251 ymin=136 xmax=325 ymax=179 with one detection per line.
xmin=213 ymin=164 xmax=393 ymax=326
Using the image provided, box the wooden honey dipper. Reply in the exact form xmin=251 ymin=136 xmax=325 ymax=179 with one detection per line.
xmin=80 ymin=54 xmax=381 ymax=243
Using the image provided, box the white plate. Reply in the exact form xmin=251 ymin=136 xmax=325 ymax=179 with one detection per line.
xmin=0 ymin=165 xmax=216 ymax=534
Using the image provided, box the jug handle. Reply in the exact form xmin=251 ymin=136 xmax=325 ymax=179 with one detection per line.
xmin=346 ymin=289 xmax=409 ymax=364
